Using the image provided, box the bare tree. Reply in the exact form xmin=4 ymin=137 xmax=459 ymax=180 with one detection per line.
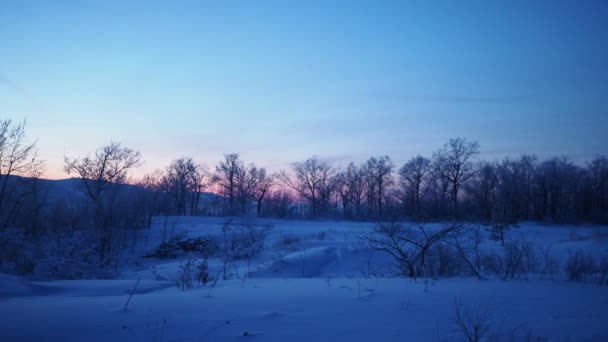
xmin=214 ymin=158 xmax=269 ymax=216
xmin=492 ymin=155 xmax=538 ymax=223
xmin=135 ymin=169 xmax=169 ymax=228
xmin=533 ymin=156 xmax=579 ymax=222
xmin=433 ymin=138 xmax=480 ymax=218
xmin=399 ymin=155 xmax=431 ymax=218
xmin=235 ymin=163 xmax=261 ymax=216
xmin=587 ymin=155 xmax=608 ymax=223
xmin=214 ymin=153 xmax=243 ymax=216
xmin=338 ymin=162 xmax=366 ymax=219
xmin=164 ymin=159 xmax=190 ymax=216
xmin=65 ymin=141 xmax=141 ymax=204
xmin=265 ymin=187 xmax=296 ymax=218
xmin=249 ymin=167 xmax=275 ymax=217
xmin=281 ymin=156 xmax=336 ymax=217
xmin=188 ymin=162 xmax=208 ymax=216
xmin=364 ymin=156 xmax=394 ymax=218
xmin=0 ymin=119 xmax=45 ymax=229
xmin=467 ymin=161 xmax=497 ymax=222
xmin=64 ymin=141 xmax=142 ymax=266
xmin=518 ymin=154 xmax=537 ymax=220
xmin=163 ymin=158 xmax=207 ymax=216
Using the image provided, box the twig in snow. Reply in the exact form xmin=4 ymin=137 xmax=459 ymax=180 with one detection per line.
xmin=123 ymin=277 xmax=141 ymax=311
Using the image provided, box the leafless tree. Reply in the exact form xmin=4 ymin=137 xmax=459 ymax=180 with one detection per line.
xmin=133 ymin=169 xmax=170 ymax=251
xmin=433 ymin=138 xmax=480 ymax=218
xmin=364 ymin=156 xmax=394 ymax=218
xmin=587 ymin=155 xmax=608 ymax=223
xmin=265 ymin=187 xmax=296 ymax=218
xmin=399 ymin=155 xmax=431 ymax=218
xmin=188 ymin=162 xmax=208 ymax=216
xmin=249 ymin=167 xmax=275 ymax=217
xmin=281 ymin=156 xmax=336 ymax=217
xmin=214 ymin=157 xmax=271 ymax=216
xmin=163 ymin=158 xmax=207 ymax=216
xmin=0 ymin=119 xmax=45 ymax=229
xmin=335 ymin=171 xmax=349 ymax=219
xmin=336 ymin=162 xmax=366 ymax=219
xmin=492 ymin=155 xmax=538 ymax=222
xmin=467 ymin=161 xmax=497 ymax=222
xmin=427 ymin=161 xmax=451 ymax=218
xmin=164 ymin=159 xmax=190 ymax=216
xmin=64 ymin=141 xmax=142 ymax=266
xmin=235 ymin=163 xmax=261 ymax=216
xmin=214 ymin=153 xmax=243 ymax=215
xmin=533 ymin=156 xmax=579 ymax=222
xmin=518 ymin=154 xmax=537 ymax=220
xmin=65 ymin=141 xmax=141 ymax=204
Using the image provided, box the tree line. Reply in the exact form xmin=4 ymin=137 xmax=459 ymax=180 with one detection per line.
xmin=1 ymin=117 xmax=607 ymax=276
xmin=2 ymin=118 xmax=608 ymax=235
xmin=134 ymin=138 xmax=607 ymax=225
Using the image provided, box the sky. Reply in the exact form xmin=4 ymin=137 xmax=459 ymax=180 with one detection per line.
xmin=1 ymin=0 xmax=607 ymax=179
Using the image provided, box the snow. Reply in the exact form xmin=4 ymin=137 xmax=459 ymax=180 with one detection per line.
xmin=2 ymin=217 xmax=608 ymax=341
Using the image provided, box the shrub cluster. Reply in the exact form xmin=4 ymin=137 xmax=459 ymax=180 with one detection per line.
xmin=148 ymin=234 xmax=219 ymax=259
xmin=565 ymin=250 xmax=608 ymax=285
xmin=365 ymin=222 xmax=585 ymax=282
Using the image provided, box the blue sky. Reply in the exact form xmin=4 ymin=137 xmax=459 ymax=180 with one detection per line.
xmin=1 ymin=0 xmax=607 ymax=178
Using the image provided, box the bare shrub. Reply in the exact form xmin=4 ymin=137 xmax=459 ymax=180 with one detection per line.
xmin=363 ymin=220 xmax=460 ymax=278
xmin=33 ymin=230 xmax=102 ymax=279
xmin=0 ymin=228 xmax=36 ymax=274
xmin=451 ymin=298 xmax=550 ymax=342
xmin=500 ymin=240 xmax=537 ymax=280
xmin=452 ymin=298 xmax=493 ymax=342
xmin=564 ymin=249 xmax=608 ymax=285
xmin=176 ymin=256 xmax=195 ymax=290
xmin=487 ymin=329 xmax=549 ymax=342
xmin=228 ymin=224 xmax=267 ymax=260
xmin=196 ymin=257 xmax=211 ymax=286
xmin=450 ymin=224 xmax=484 ymax=279
xmin=565 ymin=249 xmax=596 ymax=282
xmin=175 ymin=255 xmax=213 ymax=289
xmin=539 ymin=246 xmax=560 ymax=280
xmin=599 ymin=257 xmax=608 ymax=285
xmin=479 ymin=240 xmax=538 ymax=280
xmin=217 ymin=221 xmax=269 ymax=280
xmin=480 ymin=252 xmax=503 ymax=277
xmin=423 ymin=243 xmax=463 ymax=278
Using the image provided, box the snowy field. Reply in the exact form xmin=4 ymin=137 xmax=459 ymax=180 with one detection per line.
xmin=2 ymin=217 xmax=608 ymax=341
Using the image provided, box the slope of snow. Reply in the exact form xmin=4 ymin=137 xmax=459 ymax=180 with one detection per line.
xmin=2 ymin=217 xmax=608 ymax=341
xmin=1 ymin=277 xmax=607 ymax=341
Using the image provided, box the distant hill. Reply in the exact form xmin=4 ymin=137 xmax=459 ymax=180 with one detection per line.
xmin=1 ymin=175 xmax=139 ymax=204
xmin=1 ymin=174 xmax=221 ymax=207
